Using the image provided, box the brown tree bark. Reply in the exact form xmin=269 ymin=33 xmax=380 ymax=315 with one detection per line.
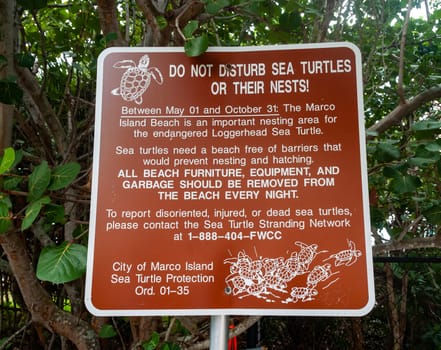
xmin=0 ymin=0 xmax=15 ymax=150
xmin=96 ymin=0 xmax=127 ymax=46
xmin=384 ymin=263 xmax=408 ymax=350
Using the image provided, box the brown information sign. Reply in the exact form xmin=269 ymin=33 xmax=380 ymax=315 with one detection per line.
xmin=85 ymin=43 xmax=375 ymax=316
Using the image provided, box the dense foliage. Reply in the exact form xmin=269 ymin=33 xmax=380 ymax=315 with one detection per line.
xmin=0 ymin=0 xmax=441 ymax=349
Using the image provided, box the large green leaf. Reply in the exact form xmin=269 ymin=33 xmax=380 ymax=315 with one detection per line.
xmin=389 ymin=174 xmax=422 ymax=194
xmin=408 ymin=157 xmax=437 ymax=167
xmin=48 ymin=162 xmax=81 ymax=190
xmin=411 ymin=120 xmax=441 ymax=132
xmin=183 ymin=20 xmax=199 ymax=39
xmin=36 ymin=241 xmax=87 ymax=284
xmin=423 ymin=204 xmax=441 ymax=225
xmin=28 ymin=161 xmax=51 ymax=202
xmin=205 ymin=0 xmax=230 ymax=15
xmin=21 ymin=196 xmax=51 ymax=231
xmin=382 ymin=166 xmax=401 ymax=178
xmin=375 ymin=142 xmax=401 ymax=162
xmin=0 ymin=147 xmax=15 ymax=175
xmin=184 ymin=34 xmax=209 ymax=57
xmin=0 ymin=202 xmax=12 ymax=234
xmin=425 ymin=140 xmax=441 ymax=152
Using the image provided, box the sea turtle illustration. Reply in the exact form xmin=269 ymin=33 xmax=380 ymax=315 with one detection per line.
xmin=111 ymin=54 xmax=163 ymax=104
xmin=324 ymin=239 xmax=362 ymax=266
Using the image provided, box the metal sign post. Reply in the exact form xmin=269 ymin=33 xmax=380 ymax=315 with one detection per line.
xmin=210 ymin=315 xmax=229 ymax=350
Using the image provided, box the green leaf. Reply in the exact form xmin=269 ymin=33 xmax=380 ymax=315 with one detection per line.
xmin=99 ymin=324 xmax=117 ymax=338
xmin=3 ymin=176 xmax=23 ymax=191
xmin=383 ymin=166 xmax=401 ymax=178
xmin=184 ymin=34 xmax=209 ymax=57
xmin=375 ymin=142 xmax=400 ymax=162
xmin=143 ymin=332 xmax=160 ymax=350
xmin=161 ymin=343 xmax=180 ymax=350
xmin=390 ymin=174 xmax=422 ymax=194
xmin=0 ymin=80 xmax=23 ymax=105
xmin=48 ymin=162 xmax=80 ymax=190
xmin=0 ymin=193 xmax=12 ymax=208
xmin=0 ymin=147 xmax=15 ymax=175
xmin=11 ymin=149 xmax=23 ymax=168
xmin=3 ymin=176 xmax=22 ymax=191
xmin=423 ymin=204 xmax=441 ymax=225
xmin=28 ymin=161 xmax=51 ymax=202
xmin=0 ymin=202 xmax=12 ymax=234
xmin=36 ymin=241 xmax=87 ymax=284
xmin=411 ymin=120 xmax=441 ymax=132
xmin=279 ymin=11 xmax=302 ymax=31
xmin=425 ymin=140 xmax=441 ymax=152
xmin=205 ymin=0 xmax=230 ymax=15
xmin=21 ymin=196 xmax=51 ymax=231
xmin=15 ymin=53 xmax=36 ymax=68
xmin=183 ymin=20 xmax=199 ymax=39
xmin=44 ymin=204 xmax=66 ymax=224
xmin=156 ymin=16 xmax=168 ymax=30
xmin=408 ymin=157 xmax=437 ymax=167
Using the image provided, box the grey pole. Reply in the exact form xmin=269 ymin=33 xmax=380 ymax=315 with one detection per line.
xmin=209 ymin=315 xmax=229 ymax=349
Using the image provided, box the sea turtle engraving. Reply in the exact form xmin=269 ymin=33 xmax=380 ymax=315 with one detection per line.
xmin=111 ymin=54 xmax=163 ymax=104
xmin=324 ymin=239 xmax=362 ymax=266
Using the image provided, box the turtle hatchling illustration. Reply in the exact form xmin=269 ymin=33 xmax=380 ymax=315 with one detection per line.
xmin=111 ymin=54 xmax=163 ymax=104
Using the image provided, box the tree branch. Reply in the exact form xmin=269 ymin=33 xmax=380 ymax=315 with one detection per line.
xmin=317 ymin=0 xmax=338 ymax=42
xmin=367 ymin=84 xmax=441 ymax=137
xmin=15 ymin=66 xmax=67 ymax=157
xmin=96 ymin=0 xmax=127 ymax=46
xmin=397 ymin=0 xmax=413 ymax=104
xmin=373 ymin=236 xmax=441 ymax=255
xmin=0 ymin=0 xmax=16 ymax=150
xmin=136 ymin=0 xmax=163 ymax=46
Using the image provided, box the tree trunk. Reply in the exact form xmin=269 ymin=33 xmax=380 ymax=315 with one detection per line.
xmin=0 ymin=0 xmax=15 ymax=149
xmin=384 ymin=263 xmax=408 ymax=350
xmin=351 ymin=318 xmax=365 ymax=350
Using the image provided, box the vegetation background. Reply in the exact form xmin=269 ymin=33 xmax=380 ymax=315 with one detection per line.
xmin=0 ymin=0 xmax=441 ymax=349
